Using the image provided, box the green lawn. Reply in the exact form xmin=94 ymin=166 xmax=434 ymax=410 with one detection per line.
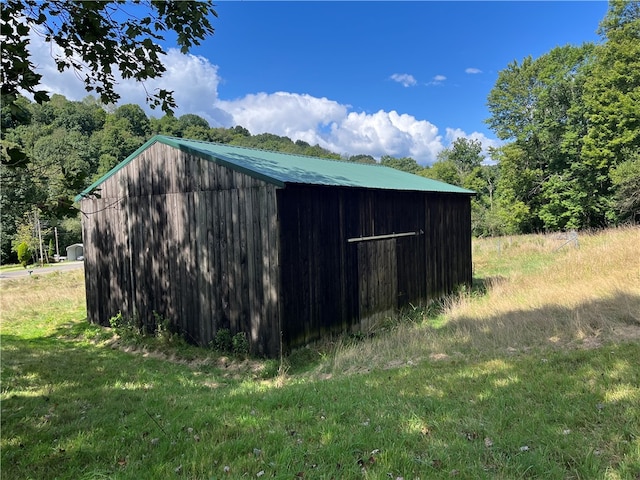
xmin=3 ymin=313 xmax=638 ymax=479
xmin=2 ymin=229 xmax=639 ymax=479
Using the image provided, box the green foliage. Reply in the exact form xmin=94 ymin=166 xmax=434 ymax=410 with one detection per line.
xmin=422 ymin=159 xmax=459 ymax=185
xmin=348 ymin=154 xmax=377 ymax=164
xmin=1 ymin=1 xmax=217 ymax=117
xmin=579 ymin=0 xmax=640 ymax=222
xmin=610 ymin=150 xmax=640 ymax=222
xmin=425 ymin=138 xmax=501 ymax=236
xmin=108 ymin=311 xmax=142 ymax=341
xmin=487 ymin=44 xmax=597 ymax=231
xmin=380 ymin=155 xmax=423 ymax=174
xmin=485 ymin=1 xmax=640 ymax=232
xmin=212 ymin=328 xmax=233 ymax=353
xmin=210 ymin=328 xmax=250 ymax=357
xmin=232 ymin=332 xmax=250 ymax=357
xmin=436 ymin=137 xmax=483 ymax=177
xmin=16 ymin=241 xmax=31 ymax=267
xmin=113 ymin=104 xmax=151 ymax=138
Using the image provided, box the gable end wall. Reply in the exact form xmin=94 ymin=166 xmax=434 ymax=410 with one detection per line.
xmin=80 ymin=143 xmax=281 ymax=356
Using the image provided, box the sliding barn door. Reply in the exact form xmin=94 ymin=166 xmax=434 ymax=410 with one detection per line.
xmin=357 ymin=239 xmax=397 ymax=330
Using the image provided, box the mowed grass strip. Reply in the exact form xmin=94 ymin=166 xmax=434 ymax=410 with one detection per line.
xmin=1 ymin=228 xmax=639 ymax=479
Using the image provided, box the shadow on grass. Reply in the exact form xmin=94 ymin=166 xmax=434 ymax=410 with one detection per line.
xmin=439 ymin=289 xmax=640 ymax=353
xmin=2 ymin=292 xmax=640 ymax=479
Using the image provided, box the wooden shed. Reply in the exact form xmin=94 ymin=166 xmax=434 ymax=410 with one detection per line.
xmin=76 ymin=135 xmax=474 ymax=356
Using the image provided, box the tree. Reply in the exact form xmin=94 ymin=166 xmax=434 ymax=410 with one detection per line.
xmin=348 ymin=154 xmax=377 ymax=165
xmin=429 ymin=138 xmax=500 ymax=236
xmin=151 ymin=114 xmax=183 ymax=137
xmin=179 ymin=114 xmax=210 ymax=130
xmin=16 ymin=242 xmax=31 ymax=268
xmin=0 ymin=158 xmax=43 ymax=262
xmin=610 ymin=150 xmax=640 ymax=223
xmin=178 ymin=114 xmax=212 ymax=141
xmin=1 ymin=1 xmax=217 ymax=119
xmin=492 ymin=143 xmax=537 ymax=234
xmin=380 ymin=155 xmax=423 ymax=174
xmin=113 ymin=104 xmax=151 ymax=138
xmin=580 ymin=0 xmax=640 ymax=224
xmin=437 ymin=137 xmax=484 ymax=178
xmin=31 ymin=128 xmax=98 ymax=216
xmin=486 ymin=44 xmax=597 ymax=231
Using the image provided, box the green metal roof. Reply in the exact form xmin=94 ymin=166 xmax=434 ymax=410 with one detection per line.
xmin=76 ymin=135 xmax=474 ymax=201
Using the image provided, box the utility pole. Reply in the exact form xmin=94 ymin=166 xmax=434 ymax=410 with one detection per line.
xmin=36 ymin=210 xmax=44 ymax=266
xmin=54 ymin=227 xmax=60 ymax=259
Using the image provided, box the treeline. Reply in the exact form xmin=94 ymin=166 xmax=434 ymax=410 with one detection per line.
xmin=1 ymin=1 xmax=638 ymax=264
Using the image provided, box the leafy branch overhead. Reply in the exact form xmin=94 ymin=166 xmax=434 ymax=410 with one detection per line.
xmin=1 ymin=0 xmax=217 ymax=115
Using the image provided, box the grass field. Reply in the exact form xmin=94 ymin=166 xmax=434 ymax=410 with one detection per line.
xmin=1 ymin=227 xmax=639 ymax=479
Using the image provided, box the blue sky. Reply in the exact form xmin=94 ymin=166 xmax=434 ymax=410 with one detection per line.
xmin=34 ymin=1 xmax=610 ymax=164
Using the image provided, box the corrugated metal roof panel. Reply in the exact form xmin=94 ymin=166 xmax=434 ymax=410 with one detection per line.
xmin=76 ymin=135 xmax=474 ymax=201
xmin=165 ymin=136 xmax=473 ymax=194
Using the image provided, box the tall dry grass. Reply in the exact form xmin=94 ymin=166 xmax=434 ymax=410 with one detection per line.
xmin=327 ymin=227 xmax=640 ymax=375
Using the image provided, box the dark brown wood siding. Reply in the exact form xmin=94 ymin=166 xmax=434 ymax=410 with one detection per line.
xmin=81 ymin=143 xmax=472 ymax=357
xmin=277 ymin=185 xmax=472 ymax=351
xmin=80 ymin=142 xmax=281 ymax=356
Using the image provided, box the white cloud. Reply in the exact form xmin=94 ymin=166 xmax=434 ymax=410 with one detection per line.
xmin=465 ymin=67 xmax=482 ymax=74
xmin=29 ymin=36 xmax=222 ymax=123
xmin=318 ymin=110 xmax=443 ymax=164
xmin=427 ymin=75 xmax=447 ymax=86
xmin=119 ymin=49 xmax=223 ymax=123
xmin=390 ymin=73 xmax=417 ymax=87
xmin=216 ymin=96 xmax=444 ymax=164
xmin=28 ymin=33 xmax=498 ymax=165
xmin=216 ymin=92 xmax=347 ymax=138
